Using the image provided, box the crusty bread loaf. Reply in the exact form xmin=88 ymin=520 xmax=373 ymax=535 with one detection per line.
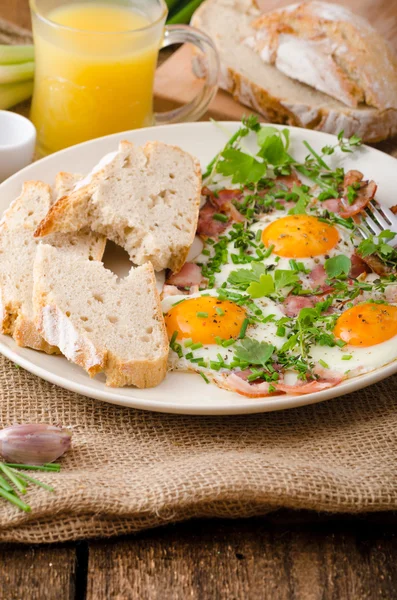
xmin=0 ymin=181 xmax=106 ymax=353
xmin=248 ymin=1 xmax=397 ymax=110
xmin=191 ymin=0 xmax=397 ymax=142
xmin=33 ymin=244 xmax=169 ymax=388
xmin=35 ymin=141 xmax=202 ymax=272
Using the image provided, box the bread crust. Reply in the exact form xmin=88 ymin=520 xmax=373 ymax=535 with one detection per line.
xmin=33 ymin=250 xmax=169 ymax=389
xmin=35 ymin=141 xmax=202 ymax=274
xmin=0 ymin=180 xmax=106 ymax=355
xmin=192 ymin=0 xmax=397 ymax=142
xmin=250 ymin=1 xmax=397 ymax=111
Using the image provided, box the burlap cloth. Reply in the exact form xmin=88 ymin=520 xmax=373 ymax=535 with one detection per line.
xmin=0 ymin=16 xmax=396 ymax=545
xmin=0 ymin=352 xmax=396 ymax=544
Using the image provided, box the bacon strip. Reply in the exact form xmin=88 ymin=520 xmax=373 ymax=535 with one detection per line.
xmin=349 ymin=252 xmax=371 ymax=279
xmin=221 ymin=370 xmax=343 ymax=397
xmin=166 ymin=262 xmax=204 ymax=287
xmin=282 ymin=295 xmax=318 ymax=317
xmin=339 ymin=170 xmax=377 ymax=218
xmin=322 ymin=198 xmax=341 ymax=213
xmin=357 ymin=252 xmax=395 ymax=277
xmin=220 ymin=373 xmax=278 ymax=398
xmin=197 ymin=187 xmax=246 ymax=238
xmin=276 ymin=378 xmax=342 ymax=395
xmin=197 ymin=200 xmax=230 ymax=238
xmin=273 ymin=171 xmax=302 ymax=190
xmin=308 ymin=264 xmax=334 ymax=293
xmin=202 ymin=186 xmax=243 ymax=210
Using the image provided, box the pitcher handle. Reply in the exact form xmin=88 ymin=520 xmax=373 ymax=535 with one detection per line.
xmin=155 ymin=25 xmax=219 ymax=124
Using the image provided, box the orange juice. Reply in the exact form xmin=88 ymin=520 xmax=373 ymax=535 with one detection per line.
xmin=30 ymin=2 xmax=163 ymax=155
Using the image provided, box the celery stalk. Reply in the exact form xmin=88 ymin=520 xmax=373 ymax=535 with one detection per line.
xmin=0 ymin=62 xmax=35 ymax=85
xmin=165 ymin=0 xmax=180 ymax=11
xmin=167 ymin=0 xmax=203 ymax=24
xmin=0 ymin=80 xmax=34 ymax=110
xmin=0 ymin=45 xmax=34 ymax=65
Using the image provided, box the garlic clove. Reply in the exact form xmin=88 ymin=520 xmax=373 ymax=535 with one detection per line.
xmin=0 ymin=424 xmax=72 ymax=466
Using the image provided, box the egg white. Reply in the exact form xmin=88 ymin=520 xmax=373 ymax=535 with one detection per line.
xmin=194 ymin=208 xmax=359 ymax=290
xmin=161 ymin=290 xmax=287 ymax=374
xmin=309 ymin=333 xmax=397 ymax=378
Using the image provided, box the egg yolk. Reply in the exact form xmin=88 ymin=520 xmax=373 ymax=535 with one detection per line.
xmin=165 ymin=296 xmax=247 ymax=344
xmin=262 ymin=215 xmax=339 ymax=258
xmin=334 ymin=303 xmax=397 ymax=347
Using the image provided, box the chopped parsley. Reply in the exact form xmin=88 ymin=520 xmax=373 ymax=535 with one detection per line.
xmin=358 ymin=230 xmax=397 ymax=267
xmin=324 ymin=255 xmax=351 ymax=278
xmin=234 ymin=339 xmax=275 ymax=368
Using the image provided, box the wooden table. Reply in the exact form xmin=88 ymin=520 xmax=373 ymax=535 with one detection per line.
xmin=1 ymin=2 xmax=397 ymax=598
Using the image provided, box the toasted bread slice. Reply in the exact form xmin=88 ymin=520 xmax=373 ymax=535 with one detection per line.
xmin=54 ymin=171 xmax=84 ymax=197
xmin=34 ymin=141 xmax=202 ymax=272
xmin=33 ymin=244 xmax=169 ymax=388
xmin=0 ymin=181 xmax=106 ymax=353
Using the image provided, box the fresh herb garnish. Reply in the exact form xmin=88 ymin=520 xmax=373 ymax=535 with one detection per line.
xmin=217 ymin=148 xmax=267 ymax=185
xmin=358 ymin=230 xmax=397 ymax=266
xmin=288 ymin=184 xmax=311 ymax=215
xmin=234 ymin=339 xmax=275 ymax=368
xmin=247 ymin=274 xmax=274 ymax=298
xmin=227 ymin=263 xmax=268 ymax=289
xmin=274 ymin=270 xmax=300 ymax=290
xmin=324 ymin=255 xmax=351 ymax=278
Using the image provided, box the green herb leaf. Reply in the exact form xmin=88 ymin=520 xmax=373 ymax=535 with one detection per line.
xmin=247 ymin=274 xmax=275 ymax=298
xmin=274 ymin=270 xmax=300 ymax=290
xmin=357 ymin=238 xmax=377 ymax=258
xmin=357 ymin=230 xmax=397 ymax=265
xmin=227 ymin=262 xmax=267 ymax=289
xmin=257 ymin=134 xmax=289 ymax=166
xmin=234 ymin=338 xmax=275 ymax=367
xmin=257 ymin=125 xmax=279 ymax=146
xmin=217 ymin=148 xmax=267 ymax=185
xmin=346 ymin=184 xmax=359 ymax=205
xmin=288 ymin=184 xmax=310 ymax=215
xmin=324 ymin=255 xmax=351 ymax=278
xmin=379 ymin=230 xmax=397 ymax=242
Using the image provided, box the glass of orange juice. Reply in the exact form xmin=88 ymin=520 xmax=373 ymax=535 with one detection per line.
xmin=29 ymin=0 xmax=219 ymax=156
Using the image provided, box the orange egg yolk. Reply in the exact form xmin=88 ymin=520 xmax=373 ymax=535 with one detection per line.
xmin=165 ymin=296 xmax=247 ymax=345
xmin=334 ymin=303 xmax=397 ymax=347
xmin=262 ymin=215 xmax=339 ymax=258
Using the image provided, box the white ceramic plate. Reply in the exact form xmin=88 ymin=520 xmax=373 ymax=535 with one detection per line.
xmin=1 ymin=121 xmax=397 ymax=415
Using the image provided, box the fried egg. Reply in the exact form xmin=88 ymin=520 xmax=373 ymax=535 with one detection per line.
xmin=162 ymin=291 xmax=287 ymax=375
xmin=198 ymin=208 xmax=357 ymax=289
xmin=309 ymin=302 xmax=397 ymax=378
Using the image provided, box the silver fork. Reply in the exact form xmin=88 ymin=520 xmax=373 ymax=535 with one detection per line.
xmin=357 ymin=200 xmax=397 ymax=239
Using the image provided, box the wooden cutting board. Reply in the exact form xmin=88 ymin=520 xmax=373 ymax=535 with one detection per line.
xmin=154 ymin=0 xmax=397 ymax=132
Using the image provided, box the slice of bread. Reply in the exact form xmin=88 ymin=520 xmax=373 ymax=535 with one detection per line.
xmin=54 ymin=171 xmax=83 ymax=197
xmin=248 ymin=1 xmax=397 ymax=110
xmin=0 ymin=181 xmax=106 ymax=353
xmin=191 ymin=0 xmax=397 ymax=142
xmin=33 ymin=244 xmax=169 ymax=388
xmin=34 ymin=141 xmax=202 ymax=272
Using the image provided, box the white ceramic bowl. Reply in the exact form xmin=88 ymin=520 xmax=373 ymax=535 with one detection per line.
xmin=0 ymin=111 xmax=36 ymax=182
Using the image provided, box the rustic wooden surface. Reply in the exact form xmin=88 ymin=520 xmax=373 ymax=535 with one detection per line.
xmin=1 ymin=2 xmax=397 ymax=599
